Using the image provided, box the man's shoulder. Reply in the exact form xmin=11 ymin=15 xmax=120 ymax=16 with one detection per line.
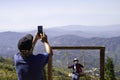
xmin=35 ymin=53 xmax=49 ymax=59
xmin=36 ymin=53 xmax=49 ymax=64
xmin=37 ymin=53 xmax=49 ymax=56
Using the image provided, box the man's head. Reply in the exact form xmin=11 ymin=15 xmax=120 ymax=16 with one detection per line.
xmin=18 ymin=34 xmax=33 ymax=51
xmin=73 ymin=58 xmax=79 ymax=64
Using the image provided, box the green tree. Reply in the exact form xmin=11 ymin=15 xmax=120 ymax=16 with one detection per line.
xmin=105 ymin=57 xmax=116 ymax=80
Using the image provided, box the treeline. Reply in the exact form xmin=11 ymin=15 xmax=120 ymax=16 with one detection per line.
xmin=0 ymin=57 xmax=17 ymax=80
xmin=0 ymin=57 xmax=120 ymax=80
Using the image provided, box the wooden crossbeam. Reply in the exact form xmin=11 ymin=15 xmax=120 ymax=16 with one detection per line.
xmin=51 ymin=46 xmax=105 ymax=50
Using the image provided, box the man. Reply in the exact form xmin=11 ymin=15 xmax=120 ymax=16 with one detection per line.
xmin=14 ymin=32 xmax=52 ymax=80
xmin=68 ymin=58 xmax=84 ymax=80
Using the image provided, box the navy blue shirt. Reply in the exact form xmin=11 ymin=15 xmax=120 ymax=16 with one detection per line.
xmin=14 ymin=53 xmax=49 ymax=80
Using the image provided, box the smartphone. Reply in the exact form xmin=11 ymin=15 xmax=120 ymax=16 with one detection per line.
xmin=38 ymin=26 xmax=43 ymax=35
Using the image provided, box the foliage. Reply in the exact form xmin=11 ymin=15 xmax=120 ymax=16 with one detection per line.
xmin=105 ymin=57 xmax=116 ymax=80
xmin=1 ymin=57 xmax=119 ymax=80
xmin=0 ymin=57 xmax=17 ymax=80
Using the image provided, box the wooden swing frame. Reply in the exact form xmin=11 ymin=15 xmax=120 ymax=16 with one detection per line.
xmin=48 ymin=46 xmax=105 ymax=80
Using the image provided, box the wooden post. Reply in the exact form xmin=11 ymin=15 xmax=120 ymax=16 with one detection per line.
xmin=100 ymin=47 xmax=105 ymax=80
xmin=48 ymin=52 xmax=53 ymax=80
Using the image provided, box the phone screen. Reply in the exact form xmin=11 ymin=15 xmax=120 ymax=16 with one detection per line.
xmin=38 ymin=26 xmax=43 ymax=34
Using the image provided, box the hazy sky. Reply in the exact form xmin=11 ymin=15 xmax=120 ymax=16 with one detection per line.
xmin=0 ymin=0 xmax=120 ymax=32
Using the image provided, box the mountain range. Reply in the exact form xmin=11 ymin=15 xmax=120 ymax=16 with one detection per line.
xmin=44 ymin=24 xmax=120 ymax=38
xmin=0 ymin=25 xmax=120 ymax=68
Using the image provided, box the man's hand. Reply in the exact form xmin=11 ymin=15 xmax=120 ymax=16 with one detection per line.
xmin=41 ymin=33 xmax=48 ymax=43
xmin=35 ymin=32 xmax=42 ymax=40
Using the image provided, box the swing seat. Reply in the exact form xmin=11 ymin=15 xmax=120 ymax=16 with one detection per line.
xmin=68 ymin=72 xmax=72 ymax=77
xmin=68 ymin=72 xmax=85 ymax=77
xmin=80 ymin=72 xmax=85 ymax=76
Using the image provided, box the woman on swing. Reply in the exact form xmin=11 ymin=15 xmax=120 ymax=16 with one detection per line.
xmin=67 ymin=58 xmax=84 ymax=80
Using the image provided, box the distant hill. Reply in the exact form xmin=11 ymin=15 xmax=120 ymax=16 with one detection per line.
xmin=0 ymin=32 xmax=24 ymax=57
xmin=49 ymin=34 xmax=120 ymax=67
xmin=44 ymin=24 xmax=120 ymax=38
xmin=0 ymin=25 xmax=120 ymax=68
xmin=50 ymin=34 xmax=120 ymax=52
